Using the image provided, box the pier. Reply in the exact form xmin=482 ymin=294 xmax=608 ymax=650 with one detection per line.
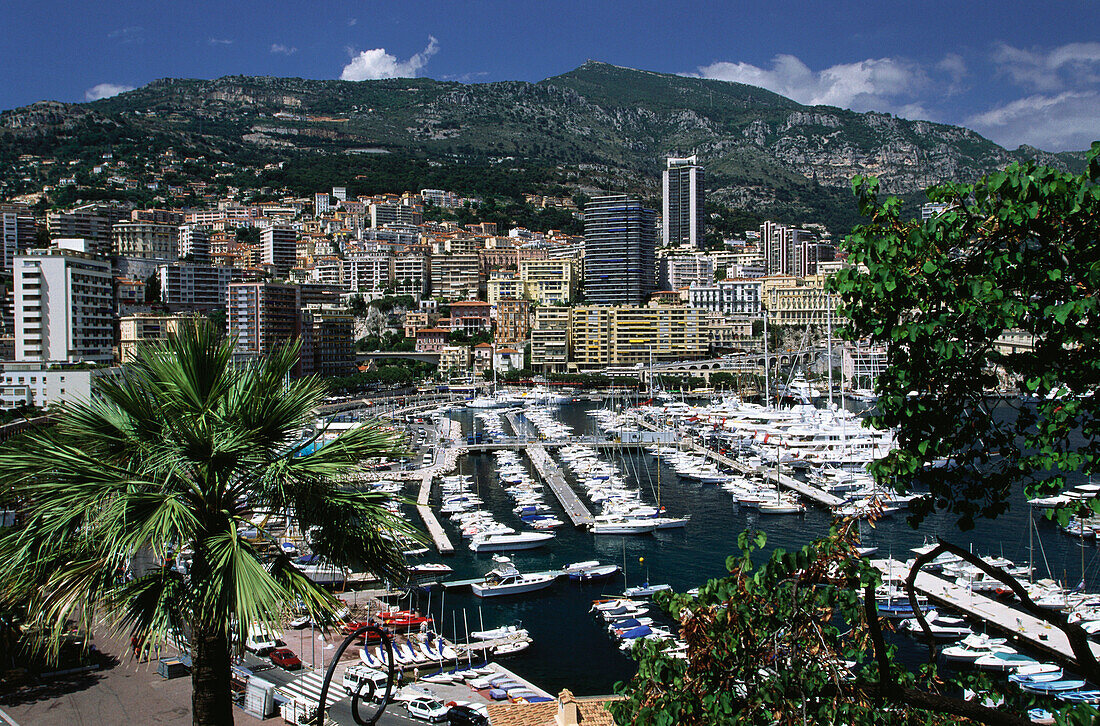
xmin=872 ymin=559 xmax=1100 ymax=668
xmin=505 ymin=412 xmax=595 ymax=528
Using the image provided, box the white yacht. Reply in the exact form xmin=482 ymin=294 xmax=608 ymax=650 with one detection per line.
xmin=470 ymin=557 xmax=557 ymax=597
xmin=468 ymin=531 xmax=555 ymax=552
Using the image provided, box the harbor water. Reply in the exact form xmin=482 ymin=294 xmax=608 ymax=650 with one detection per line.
xmin=399 ymin=399 xmax=1100 ymax=696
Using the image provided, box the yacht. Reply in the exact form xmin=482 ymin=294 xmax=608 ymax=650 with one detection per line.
xmin=470 ymin=557 xmax=557 ymax=597
xmin=468 ymin=531 xmax=555 ymax=553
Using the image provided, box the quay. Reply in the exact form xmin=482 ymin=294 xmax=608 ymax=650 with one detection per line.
xmin=415 ymin=416 xmax=462 ymax=555
xmin=505 ymin=412 xmax=595 ymax=528
xmin=872 ymin=559 xmax=1100 ymax=668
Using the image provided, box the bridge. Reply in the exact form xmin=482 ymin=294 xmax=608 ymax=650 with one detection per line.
xmin=464 ymin=436 xmax=652 ymax=452
xmin=600 ymin=350 xmax=819 ymax=383
xmin=356 ymin=351 xmax=440 ymax=364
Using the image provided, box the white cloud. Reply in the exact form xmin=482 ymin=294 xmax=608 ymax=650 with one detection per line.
xmin=208 ymin=37 xmax=233 ymax=46
xmin=966 ymin=91 xmax=1100 ymax=151
xmin=992 ymin=42 xmax=1100 ymax=91
xmin=108 ymin=26 xmax=144 ymax=44
xmin=340 ymin=36 xmax=439 ymax=81
xmin=694 ymin=54 xmax=929 ymax=116
xmin=348 ymin=17 xmax=358 ymax=26
xmin=270 ymin=43 xmax=297 ymax=55
xmin=84 ymin=83 xmax=135 ymax=101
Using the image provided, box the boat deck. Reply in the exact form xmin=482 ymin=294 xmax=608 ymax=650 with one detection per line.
xmin=871 ymin=558 xmax=1100 ymax=668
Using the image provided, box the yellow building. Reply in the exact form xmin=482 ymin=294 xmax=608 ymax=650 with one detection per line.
xmin=530 ymin=307 xmax=571 ymax=373
xmin=487 ymin=273 xmax=524 ymax=307
xmin=568 ymin=306 xmax=709 ymax=371
xmin=519 ymin=259 xmax=578 ymax=305
xmin=118 ymin=313 xmax=199 ymax=362
xmin=438 ymin=345 xmax=472 ymax=380
xmin=762 ymin=274 xmax=838 ymax=327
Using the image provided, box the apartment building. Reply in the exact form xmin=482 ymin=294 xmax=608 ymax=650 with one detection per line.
xmin=530 ymin=307 xmax=570 ymax=373
xmin=227 ymin=281 xmax=300 ymax=358
xmin=487 ymin=273 xmax=523 ymax=306
xmin=1 ymin=207 xmax=36 ymax=271
xmin=688 ymin=278 xmax=763 ymax=317
xmin=261 ymin=225 xmax=297 ymax=278
xmin=495 ymin=298 xmax=530 ymax=348
xmin=158 ymin=262 xmax=246 ymax=311
xmin=569 ymin=306 xmax=708 ymax=370
xmin=658 ymin=253 xmax=714 ymax=291
xmin=0 ymin=362 xmax=121 ymax=411
xmin=302 ymin=305 xmax=355 ymax=377
xmin=762 ymin=275 xmax=838 ymax=327
xmin=662 ymin=155 xmax=705 ymax=248
xmin=14 ymin=248 xmax=113 ymax=364
xmin=519 ymin=259 xmax=578 ymax=305
xmin=344 ymin=251 xmax=393 ymax=294
xmin=430 ymin=254 xmax=480 ymax=301
xmin=118 ymin=313 xmax=199 ymax=362
xmin=584 ymin=195 xmax=656 ymax=306
xmin=393 ymin=253 xmax=430 ymax=299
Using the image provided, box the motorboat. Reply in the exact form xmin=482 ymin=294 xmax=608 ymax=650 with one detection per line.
xmin=492 ymin=639 xmax=531 ymax=657
xmin=973 ymin=652 xmax=1040 ymax=672
xmin=470 ymin=557 xmax=557 ymax=597
xmin=591 ymin=517 xmax=658 ymax=535
xmin=1019 ymin=679 xmax=1089 ymax=694
xmin=899 ymin=610 xmax=971 ymax=639
xmin=470 ymin=623 xmax=527 ymax=640
xmin=623 ymin=582 xmax=673 ymax=598
xmin=940 ymin=634 xmax=1016 ymax=664
xmin=468 ymin=531 xmax=555 ymax=552
xmin=409 ymin=563 xmax=454 ymax=576
xmin=577 ymin=565 xmax=622 ymax=582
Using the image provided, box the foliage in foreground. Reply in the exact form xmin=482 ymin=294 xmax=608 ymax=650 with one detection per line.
xmin=612 ymin=526 xmax=1094 ymax=725
xmin=0 ymin=321 xmax=423 ymax=725
xmin=831 ymin=142 xmax=1100 ymax=529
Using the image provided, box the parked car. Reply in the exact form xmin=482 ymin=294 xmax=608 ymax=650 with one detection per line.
xmin=269 ymin=648 xmax=302 ymax=670
xmin=447 ymin=704 xmax=489 ymax=725
xmin=406 ymin=697 xmax=450 ymax=722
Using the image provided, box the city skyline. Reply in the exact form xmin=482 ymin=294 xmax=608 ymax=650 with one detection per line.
xmin=0 ymin=1 xmax=1097 ymax=151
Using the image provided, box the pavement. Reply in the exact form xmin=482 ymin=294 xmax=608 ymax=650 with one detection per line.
xmin=0 ymin=624 xmax=499 ymax=726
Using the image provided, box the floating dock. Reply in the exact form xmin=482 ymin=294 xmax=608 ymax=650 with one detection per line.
xmin=417 ymin=470 xmax=454 ymax=555
xmin=505 ymin=412 xmax=594 ymax=528
xmin=872 ymin=558 xmax=1100 ymax=668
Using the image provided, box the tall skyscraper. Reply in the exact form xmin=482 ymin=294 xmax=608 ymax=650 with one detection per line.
xmin=662 ymin=155 xmax=705 ymax=248
xmin=583 ymin=195 xmax=656 ymax=306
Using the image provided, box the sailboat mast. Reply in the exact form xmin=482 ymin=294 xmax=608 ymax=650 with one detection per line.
xmin=762 ymin=306 xmax=771 ymax=409
xmin=827 ymin=294 xmax=834 ymax=409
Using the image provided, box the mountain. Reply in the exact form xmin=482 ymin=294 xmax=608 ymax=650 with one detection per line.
xmin=0 ymin=61 xmax=1087 ymax=234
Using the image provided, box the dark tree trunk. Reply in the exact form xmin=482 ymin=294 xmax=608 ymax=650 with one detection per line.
xmin=191 ymin=625 xmax=232 ymax=726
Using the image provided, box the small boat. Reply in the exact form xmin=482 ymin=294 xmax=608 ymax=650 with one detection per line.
xmin=1009 ymin=671 xmax=1066 ymax=685
xmin=492 ymin=640 xmax=531 ymax=657
xmin=470 ymin=624 xmax=527 ymax=640
xmin=973 ymin=651 xmax=1038 ymax=672
xmin=591 ymin=517 xmax=658 ymax=535
xmin=421 ymin=673 xmax=456 ymax=684
xmin=623 ymin=582 xmax=673 ymax=598
xmin=1020 ymin=679 xmax=1088 ymax=694
xmin=578 ymin=565 xmax=621 ymax=582
xmin=562 ymin=560 xmax=601 ymax=576
xmin=288 ymin=615 xmax=311 ymax=629
xmin=1057 ymin=690 xmax=1100 ymax=704
xmin=409 ymin=563 xmax=453 ymax=576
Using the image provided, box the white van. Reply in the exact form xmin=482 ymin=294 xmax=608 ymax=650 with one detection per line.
xmin=244 ymin=624 xmax=280 ymax=655
xmin=343 ymin=665 xmax=389 ymax=701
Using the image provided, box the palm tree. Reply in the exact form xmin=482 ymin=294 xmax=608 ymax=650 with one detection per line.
xmin=0 ymin=321 xmax=422 ymax=725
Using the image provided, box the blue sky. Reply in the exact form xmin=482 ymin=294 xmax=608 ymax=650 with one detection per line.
xmin=2 ymin=0 xmax=1098 ymax=151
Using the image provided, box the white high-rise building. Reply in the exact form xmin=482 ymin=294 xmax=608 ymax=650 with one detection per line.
xmin=261 ymin=226 xmax=297 ymax=278
xmin=14 ymin=248 xmax=113 ymax=363
xmin=177 ymin=224 xmax=210 ymax=265
xmin=662 ymin=155 xmax=705 ymax=248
